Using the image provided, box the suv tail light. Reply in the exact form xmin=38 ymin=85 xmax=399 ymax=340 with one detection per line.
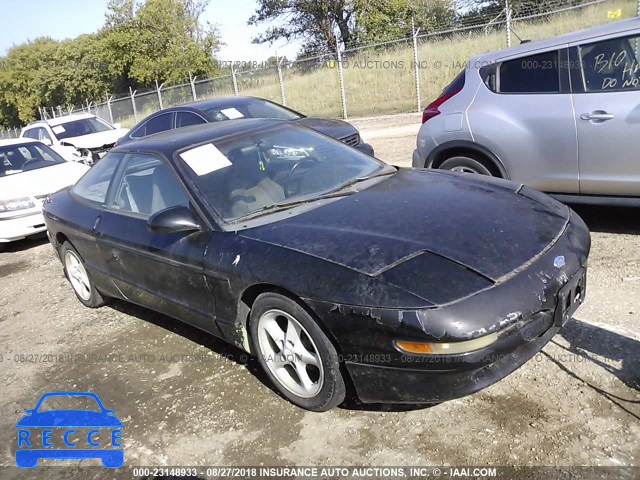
xmin=422 ymin=70 xmax=465 ymax=124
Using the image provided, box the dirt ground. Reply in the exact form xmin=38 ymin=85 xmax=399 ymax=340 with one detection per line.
xmin=0 ymin=114 xmax=638 ymax=476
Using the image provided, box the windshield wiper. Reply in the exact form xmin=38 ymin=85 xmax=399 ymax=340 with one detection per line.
xmin=327 ymin=165 xmax=397 ymax=194
xmin=231 ymin=190 xmax=353 ymax=222
xmin=231 ymin=166 xmax=397 ymax=223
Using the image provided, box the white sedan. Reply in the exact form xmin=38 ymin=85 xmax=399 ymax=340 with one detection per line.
xmin=0 ymin=139 xmax=89 ymax=250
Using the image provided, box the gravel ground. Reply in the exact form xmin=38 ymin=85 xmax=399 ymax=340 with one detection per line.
xmin=0 ymin=114 xmax=638 ymax=476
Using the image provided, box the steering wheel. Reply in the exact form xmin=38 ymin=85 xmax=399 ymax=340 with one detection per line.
xmin=285 ymin=157 xmax=321 ymax=197
xmin=21 ymin=159 xmax=44 ymax=171
xmin=287 ymin=157 xmax=320 ymax=179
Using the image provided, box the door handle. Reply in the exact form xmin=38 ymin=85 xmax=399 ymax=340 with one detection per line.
xmin=580 ymin=112 xmax=615 ymax=122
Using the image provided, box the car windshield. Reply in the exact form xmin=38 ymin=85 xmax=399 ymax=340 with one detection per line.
xmin=54 ymin=117 xmax=114 ymax=140
xmin=0 ymin=143 xmax=65 ymax=177
xmin=202 ymin=98 xmax=302 ymax=123
xmin=37 ymin=395 xmax=101 ymax=412
xmin=178 ymin=125 xmax=391 ymax=221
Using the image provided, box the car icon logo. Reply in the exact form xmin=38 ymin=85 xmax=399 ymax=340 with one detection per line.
xmin=15 ymin=391 xmax=123 ymax=468
xmin=554 ymin=256 xmax=566 ymax=268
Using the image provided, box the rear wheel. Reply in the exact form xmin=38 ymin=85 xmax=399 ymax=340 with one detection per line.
xmin=439 ymin=155 xmax=493 ymax=176
xmin=61 ymin=242 xmax=106 ymax=308
xmin=249 ymin=292 xmax=346 ymax=411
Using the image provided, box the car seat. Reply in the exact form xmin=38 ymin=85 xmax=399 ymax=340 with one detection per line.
xmin=225 ymin=146 xmax=285 ymax=217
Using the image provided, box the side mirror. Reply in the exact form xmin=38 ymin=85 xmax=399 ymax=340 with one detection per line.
xmin=42 ymin=138 xmax=53 ymax=147
xmin=113 ymin=123 xmax=122 ymax=129
xmin=147 ymin=206 xmax=201 ymax=234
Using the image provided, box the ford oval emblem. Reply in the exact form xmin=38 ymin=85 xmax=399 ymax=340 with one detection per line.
xmin=554 ymin=256 xmax=566 ymax=268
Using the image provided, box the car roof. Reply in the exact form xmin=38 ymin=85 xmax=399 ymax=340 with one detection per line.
xmin=0 ymin=138 xmax=39 ymax=147
xmin=167 ymin=95 xmax=267 ymax=112
xmin=472 ymin=17 xmax=640 ymax=63
xmin=113 ymin=117 xmax=286 ymax=155
xmin=26 ymin=112 xmax=96 ymax=128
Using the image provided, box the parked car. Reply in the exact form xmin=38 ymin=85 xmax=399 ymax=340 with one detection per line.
xmin=44 ymin=120 xmax=589 ymax=411
xmin=21 ymin=113 xmax=129 ymax=164
xmin=116 ymin=96 xmax=374 ymax=155
xmin=413 ymin=17 xmax=640 ymax=205
xmin=0 ymin=139 xmax=89 ymax=251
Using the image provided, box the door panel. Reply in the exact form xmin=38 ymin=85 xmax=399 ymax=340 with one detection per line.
xmin=95 ymin=211 xmax=217 ymax=333
xmin=571 ymin=35 xmax=640 ymax=195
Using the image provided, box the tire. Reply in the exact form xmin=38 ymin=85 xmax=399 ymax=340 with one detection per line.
xmin=61 ymin=242 xmax=106 ymax=308
xmin=439 ymin=155 xmax=493 ymax=176
xmin=0 ymin=243 xmax=5 ymax=252
xmin=249 ymin=292 xmax=346 ymax=411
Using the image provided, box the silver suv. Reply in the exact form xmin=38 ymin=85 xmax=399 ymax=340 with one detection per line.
xmin=412 ymin=17 xmax=640 ymax=204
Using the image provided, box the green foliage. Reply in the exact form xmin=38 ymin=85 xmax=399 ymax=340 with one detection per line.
xmin=249 ymin=0 xmax=455 ymax=54
xmin=0 ymin=0 xmax=221 ymax=127
xmin=249 ymin=0 xmax=357 ymax=53
xmin=354 ymin=0 xmax=454 ymax=44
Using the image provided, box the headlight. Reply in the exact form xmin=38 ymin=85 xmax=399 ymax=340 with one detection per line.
xmin=0 ymin=198 xmax=36 ymax=212
xmin=395 ymin=332 xmax=499 ymax=355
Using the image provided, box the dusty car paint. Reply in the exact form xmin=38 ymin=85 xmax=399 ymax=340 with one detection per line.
xmin=43 ymin=120 xmax=590 ymax=404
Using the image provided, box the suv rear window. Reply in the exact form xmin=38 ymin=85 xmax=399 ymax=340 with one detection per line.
xmin=499 ymin=50 xmax=560 ymax=93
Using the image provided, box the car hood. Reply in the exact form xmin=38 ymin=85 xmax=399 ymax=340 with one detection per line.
xmin=292 ymin=117 xmax=358 ymax=140
xmin=60 ymin=128 xmax=129 ymax=149
xmin=239 ymin=170 xmax=569 ymax=285
xmin=0 ymin=162 xmax=89 ymax=201
xmin=16 ymin=410 xmax=122 ymax=428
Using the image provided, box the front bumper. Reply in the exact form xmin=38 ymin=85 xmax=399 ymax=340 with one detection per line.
xmin=306 ymin=210 xmax=590 ymax=404
xmin=347 ymin=316 xmax=560 ymax=403
xmin=0 ymin=211 xmax=47 ymax=243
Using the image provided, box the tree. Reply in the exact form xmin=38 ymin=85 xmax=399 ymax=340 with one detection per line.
xmin=0 ymin=0 xmax=223 ymax=127
xmin=100 ymin=0 xmax=221 ymax=87
xmin=249 ymin=0 xmax=357 ymax=54
xmin=354 ymin=0 xmax=454 ymax=45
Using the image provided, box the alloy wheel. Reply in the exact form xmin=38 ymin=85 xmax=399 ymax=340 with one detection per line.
xmin=64 ymin=251 xmax=92 ymax=301
xmin=256 ymin=309 xmax=324 ymax=398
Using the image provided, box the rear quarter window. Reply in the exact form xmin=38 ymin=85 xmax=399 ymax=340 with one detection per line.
xmin=498 ymin=50 xmax=560 ymax=93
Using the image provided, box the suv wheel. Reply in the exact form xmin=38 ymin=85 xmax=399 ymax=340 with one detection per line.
xmin=439 ymin=156 xmax=493 ymax=176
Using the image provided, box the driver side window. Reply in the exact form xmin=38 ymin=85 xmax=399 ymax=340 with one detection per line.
xmin=111 ymin=154 xmax=189 ymax=216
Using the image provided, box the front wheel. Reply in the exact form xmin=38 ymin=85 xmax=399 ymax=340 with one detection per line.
xmin=439 ymin=155 xmax=493 ymax=176
xmin=249 ymin=293 xmax=346 ymax=411
xmin=61 ymin=242 xmax=106 ymax=308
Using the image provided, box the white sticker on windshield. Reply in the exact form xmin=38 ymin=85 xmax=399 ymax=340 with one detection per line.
xmin=52 ymin=125 xmax=66 ymax=135
xmin=179 ymin=143 xmax=231 ymax=176
xmin=221 ymin=108 xmax=244 ymax=119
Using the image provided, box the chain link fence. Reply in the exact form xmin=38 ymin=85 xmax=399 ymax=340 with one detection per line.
xmin=32 ymin=0 xmax=636 ymax=131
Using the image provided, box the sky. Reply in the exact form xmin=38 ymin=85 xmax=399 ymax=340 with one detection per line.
xmin=0 ymin=0 xmax=301 ymax=60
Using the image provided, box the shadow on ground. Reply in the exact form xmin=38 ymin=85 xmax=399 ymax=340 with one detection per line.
xmin=569 ymin=204 xmax=640 ymax=235
xmin=548 ymin=318 xmax=640 ymax=421
xmin=0 ymin=234 xmax=48 ymax=255
xmin=108 ymin=299 xmax=433 ymax=412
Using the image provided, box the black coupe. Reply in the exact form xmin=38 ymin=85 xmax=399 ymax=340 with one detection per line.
xmin=43 ymin=120 xmax=590 ymax=411
xmin=116 ymin=96 xmax=374 ymax=156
